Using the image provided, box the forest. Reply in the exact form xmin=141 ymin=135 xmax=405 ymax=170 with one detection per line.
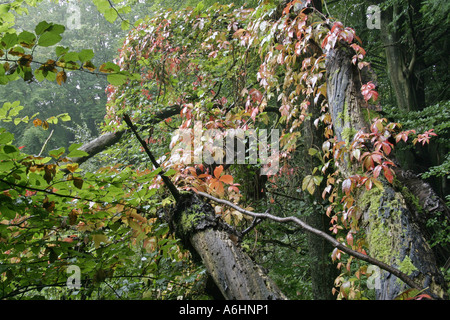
xmin=0 ymin=0 xmax=449 ymax=303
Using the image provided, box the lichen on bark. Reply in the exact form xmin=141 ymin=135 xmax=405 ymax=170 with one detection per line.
xmin=359 ymin=185 xmax=446 ymax=299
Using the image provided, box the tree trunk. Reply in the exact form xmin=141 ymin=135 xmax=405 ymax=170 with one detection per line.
xmin=167 ymin=193 xmax=287 ymax=300
xmin=380 ymin=4 xmax=425 ymax=112
xmin=72 ymin=105 xmax=181 ymax=165
xmin=191 ymin=229 xmax=286 ymax=300
xmin=305 ymin=210 xmax=339 ymax=299
xmin=325 ymin=46 xmax=447 ymax=299
xmin=301 ymin=100 xmax=339 ymax=300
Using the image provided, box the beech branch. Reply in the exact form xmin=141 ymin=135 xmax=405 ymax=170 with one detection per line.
xmin=196 ymin=191 xmax=423 ymax=291
xmin=71 ymin=104 xmax=181 ymax=165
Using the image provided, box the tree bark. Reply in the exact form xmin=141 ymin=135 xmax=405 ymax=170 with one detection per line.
xmin=379 ymin=3 xmax=425 ymax=112
xmin=301 ymin=100 xmax=339 ymax=300
xmin=71 ymin=105 xmax=181 ymax=164
xmin=167 ymin=193 xmax=287 ymax=300
xmin=325 ymin=45 xmax=447 ymax=299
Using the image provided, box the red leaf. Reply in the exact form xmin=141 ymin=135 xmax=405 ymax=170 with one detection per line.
xmin=282 ymin=2 xmax=292 ymax=15
xmin=361 ymin=81 xmax=378 ymax=102
xmin=373 ymin=165 xmax=382 ymax=179
xmin=383 ymin=167 xmax=394 ymax=184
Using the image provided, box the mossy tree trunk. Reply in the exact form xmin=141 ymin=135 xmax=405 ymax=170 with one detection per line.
xmin=167 ymin=194 xmax=287 ymax=300
xmin=325 ymin=46 xmax=447 ymax=299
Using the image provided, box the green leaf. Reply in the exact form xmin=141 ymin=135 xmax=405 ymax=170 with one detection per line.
xmin=59 ymin=113 xmax=71 ymax=122
xmin=49 ymin=24 xmax=65 ymax=34
xmin=67 ymin=143 xmax=89 ymax=158
xmin=121 ymin=20 xmax=130 ymax=31
xmin=3 ymin=145 xmax=18 ymax=154
xmin=0 ymin=160 xmax=15 ymax=171
xmin=313 ymin=175 xmax=323 ymax=186
xmin=0 ymin=132 xmax=14 ymax=144
xmin=1 ymin=33 xmax=18 ymax=49
xmin=104 ymin=8 xmax=118 ymax=23
xmin=100 ymin=62 xmax=120 ymax=73
xmin=35 ymin=21 xmax=52 ymax=35
xmin=46 ymin=116 xmax=58 ymax=124
xmin=38 ymin=32 xmax=62 ymax=47
xmin=0 ymin=203 xmax=15 ymax=219
xmin=67 ymin=149 xmax=89 ymax=158
xmin=18 ymin=31 xmax=36 ymax=47
xmin=68 ymin=143 xmax=83 ymax=152
xmin=34 ymin=69 xmax=45 ymax=81
xmin=61 ymin=51 xmax=78 ymax=62
xmin=49 ymin=147 xmax=65 ymax=158
xmin=93 ymin=0 xmax=110 ymax=12
xmin=107 ymin=73 xmax=128 ymax=86
xmin=55 ymin=46 xmax=69 ymax=56
xmin=308 ymin=148 xmax=318 ymax=156
xmin=78 ymin=49 xmax=94 ymax=62
xmin=163 ymin=168 xmax=177 ymax=176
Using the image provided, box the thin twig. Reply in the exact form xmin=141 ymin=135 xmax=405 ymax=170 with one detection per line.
xmin=123 ymin=114 xmax=180 ymax=201
xmin=38 ymin=129 xmax=54 ymax=157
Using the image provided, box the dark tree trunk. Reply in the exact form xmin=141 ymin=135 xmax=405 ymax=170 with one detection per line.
xmin=380 ymin=3 xmax=425 ymax=112
xmin=325 ymin=45 xmax=447 ymax=299
xmin=301 ymin=100 xmax=339 ymax=300
xmin=305 ymin=211 xmax=339 ymax=299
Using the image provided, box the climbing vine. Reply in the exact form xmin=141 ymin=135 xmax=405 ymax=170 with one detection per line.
xmin=103 ymin=0 xmax=438 ymax=299
xmin=1 ymin=0 xmax=440 ymax=300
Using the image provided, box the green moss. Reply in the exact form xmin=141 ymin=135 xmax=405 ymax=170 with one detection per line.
xmin=392 ymin=178 xmax=423 ymax=213
xmin=180 ymin=203 xmax=203 ymax=235
xmin=340 ymin=101 xmax=357 ymax=143
xmin=398 ymin=256 xmax=418 ymax=275
xmin=342 ymin=127 xmax=357 ymax=143
xmin=359 ymin=187 xmax=406 ymax=266
xmin=360 ymin=188 xmax=393 ymax=264
xmin=361 ymin=108 xmax=381 ymax=123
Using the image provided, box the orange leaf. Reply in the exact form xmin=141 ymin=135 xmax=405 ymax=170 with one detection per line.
xmin=219 ymin=174 xmax=233 ymax=184
xmin=33 ymin=118 xmax=43 ymax=127
xmin=213 ymin=165 xmax=223 ymax=179
xmin=66 ymin=163 xmax=78 ymax=173
xmin=56 ymin=70 xmax=67 ymax=85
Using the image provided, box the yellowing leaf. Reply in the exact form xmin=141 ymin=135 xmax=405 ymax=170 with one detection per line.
xmin=56 ymin=70 xmax=67 ymax=85
xmin=66 ymin=163 xmax=78 ymax=173
xmin=302 ymin=175 xmax=316 ymax=195
xmin=92 ymin=234 xmax=108 ymax=249
xmin=68 ymin=210 xmax=78 ymax=225
xmin=42 ymin=120 xmax=49 ymax=130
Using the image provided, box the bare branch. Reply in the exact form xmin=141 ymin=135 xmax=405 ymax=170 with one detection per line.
xmin=123 ymin=114 xmax=180 ymax=201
